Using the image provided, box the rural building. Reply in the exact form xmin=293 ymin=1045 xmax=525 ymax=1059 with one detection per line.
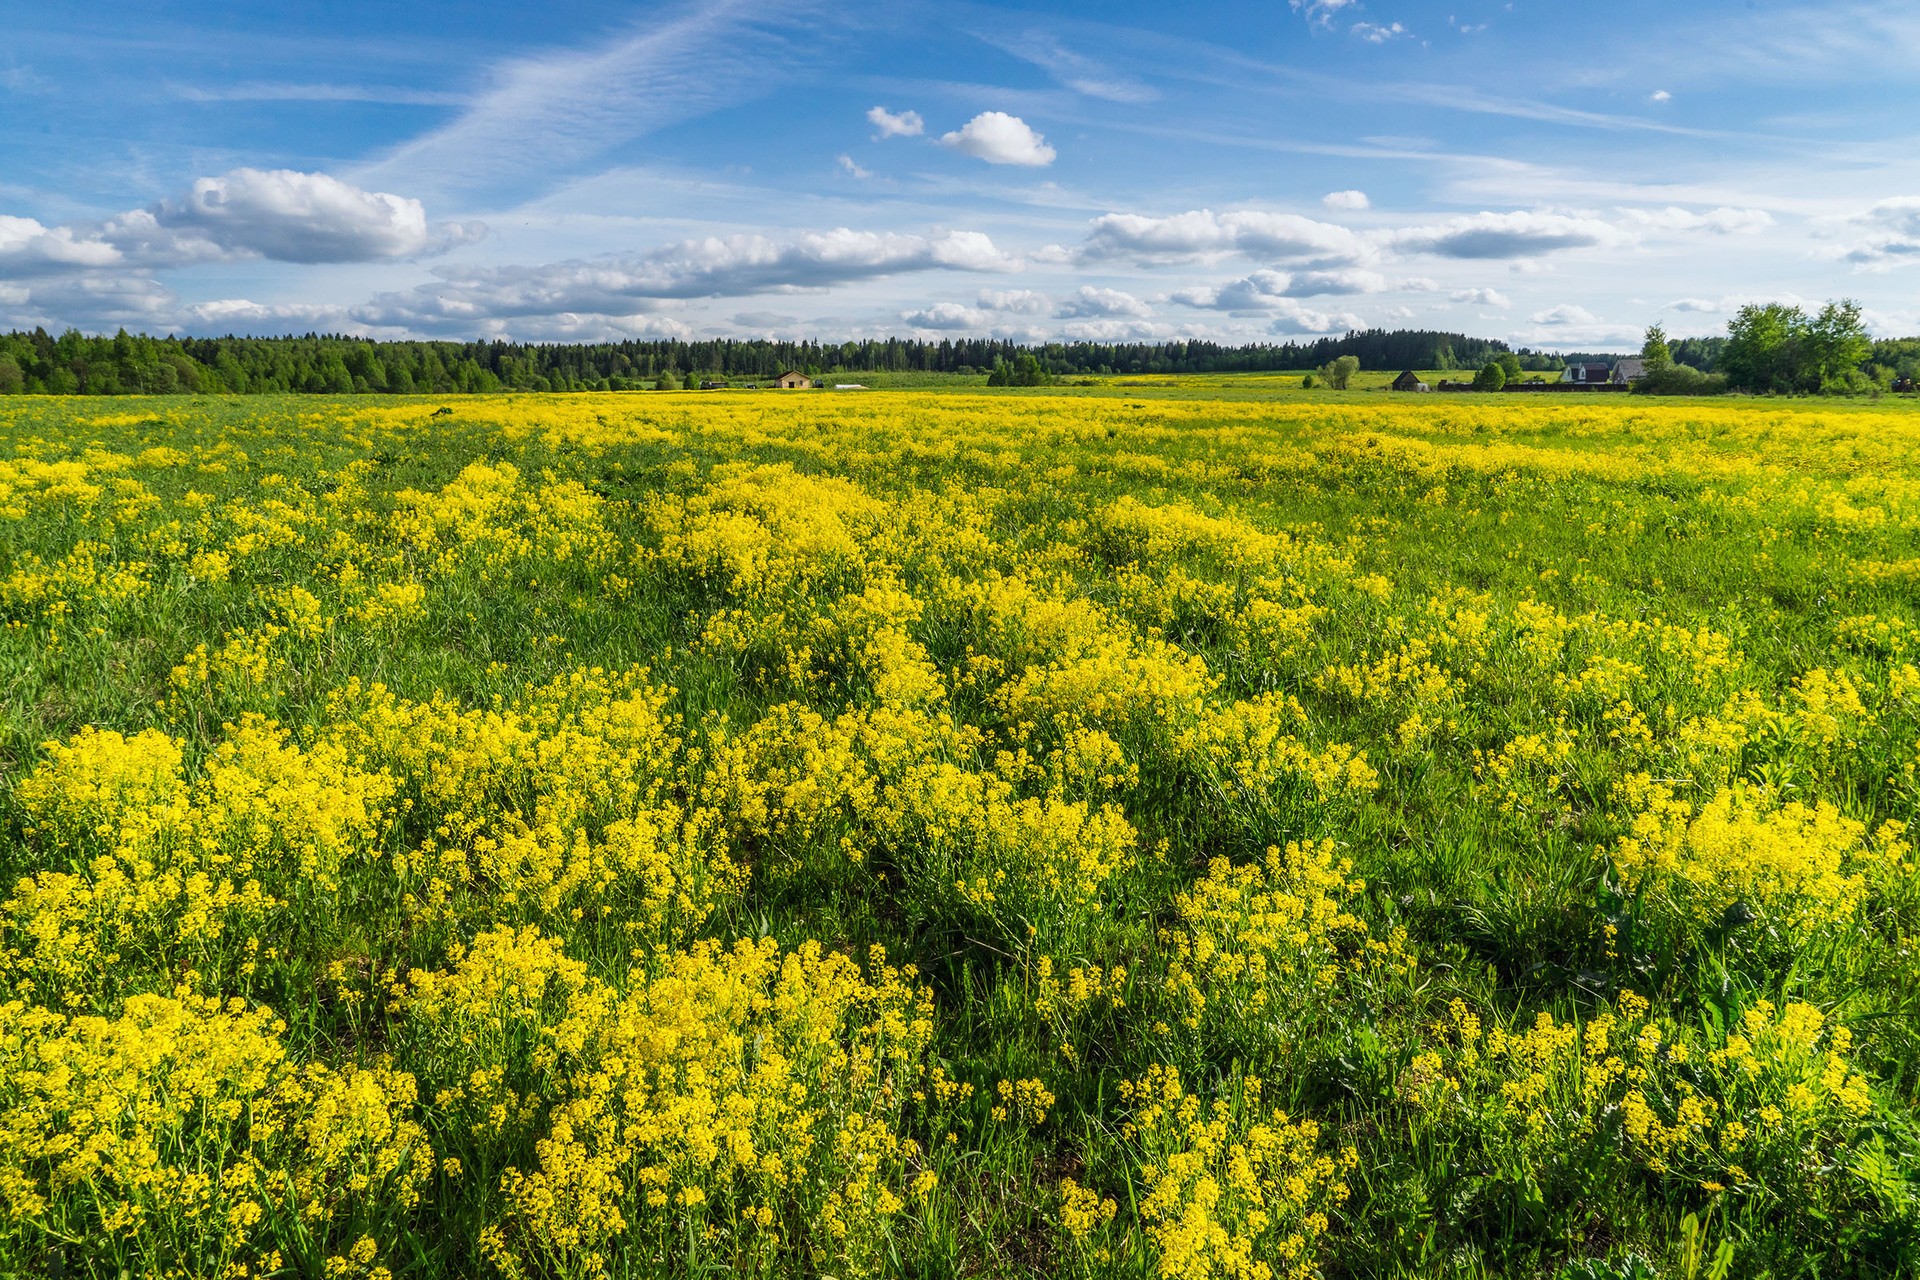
xmin=1391 ymin=369 xmax=1431 ymax=392
xmin=1609 ymin=358 xmax=1646 ymax=385
xmin=1560 ymin=362 xmax=1612 ymax=385
xmin=775 ymin=370 xmax=812 ymax=389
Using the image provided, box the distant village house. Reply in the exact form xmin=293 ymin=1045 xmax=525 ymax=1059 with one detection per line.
xmin=1609 ymin=358 xmax=1645 ymax=385
xmin=775 ymin=370 xmax=812 ymax=389
xmin=1560 ymin=362 xmax=1612 ymax=385
xmin=1391 ymin=369 xmax=1431 ymax=392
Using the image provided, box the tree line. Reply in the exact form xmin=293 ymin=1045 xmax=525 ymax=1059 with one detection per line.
xmin=0 ymin=327 xmax=1519 ymax=396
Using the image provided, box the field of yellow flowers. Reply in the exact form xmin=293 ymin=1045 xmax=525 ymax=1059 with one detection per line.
xmin=3 ymin=387 xmax=1920 ymax=1279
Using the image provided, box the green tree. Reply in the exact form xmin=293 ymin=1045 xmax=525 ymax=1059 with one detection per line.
xmin=1317 ymin=354 xmax=1359 ymax=389
xmin=1496 ymin=352 xmax=1523 ymax=382
xmin=1641 ymin=324 xmax=1672 ymax=371
xmin=1721 ymin=303 xmax=1804 ymax=394
xmin=1804 ymin=299 xmax=1871 ymax=391
xmin=0 ymin=354 xmax=22 ymax=394
xmin=1472 ymin=360 xmax=1507 ymax=391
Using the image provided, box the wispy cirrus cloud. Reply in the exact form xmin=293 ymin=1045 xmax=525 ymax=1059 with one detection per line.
xmin=174 ymin=81 xmax=468 ymax=106
xmin=354 ymin=0 xmax=829 ymax=202
xmin=976 ymin=30 xmax=1158 ymax=103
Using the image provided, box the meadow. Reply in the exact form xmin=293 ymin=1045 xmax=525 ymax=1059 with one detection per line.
xmin=2 ymin=386 xmax=1919 ymax=1279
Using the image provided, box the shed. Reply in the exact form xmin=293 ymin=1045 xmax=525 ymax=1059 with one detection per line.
xmin=1391 ymin=369 xmax=1430 ymax=392
xmin=1610 ymin=358 xmax=1646 ymax=385
xmin=775 ymin=370 xmax=812 ymax=389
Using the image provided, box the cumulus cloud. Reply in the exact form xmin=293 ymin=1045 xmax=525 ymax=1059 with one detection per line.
xmin=976 ymin=288 xmax=1051 ymax=314
xmin=1392 ymin=211 xmax=1629 ymax=259
xmin=148 ymin=168 xmax=478 ymax=264
xmin=1081 ymin=208 xmax=1367 ymax=265
xmin=1172 ymin=267 xmax=1398 ymax=312
xmin=1055 ymin=286 xmax=1152 ymax=319
xmin=1649 ymin=89 xmax=1672 ymax=103
xmin=1054 ymin=317 xmax=1176 ymax=341
xmin=1323 ymin=190 xmax=1370 ymax=211
xmin=1529 ymin=304 xmax=1599 ymax=326
xmin=938 ymin=112 xmax=1056 ymax=166
xmin=1451 ymin=287 xmax=1512 ymax=307
xmin=1667 ymin=297 xmax=1727 ymax=312
xmin=1833 ymin=197 xmax=1920 ymax=268
xmin=1616 ymin=205 xmax=1774 ymax=235
xmin=837 ymin=154 xmax=873 ymax=179
xmin=866 ymin=105 xmax=924 ymax=138
xmin=0 ymin=168 xmax=475 ymax=279
xmin=349 ymin=226 xmax=1016 ymax=333
xmin=1268 ymin=301 xmax=1364 ymax=335
xmin=1352 ymin=21 xmax=1409 ymax=42
xmin=731 ymin=310 xmax=799 ymax=329
xmin=901 ymin=302 xmax=986 ymax=330
xmin=0 ymin=215 xmax=123 ymax=276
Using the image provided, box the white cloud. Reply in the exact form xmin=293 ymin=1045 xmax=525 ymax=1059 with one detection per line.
xmin=349 ymin=226 xmax=1017 ymax=333
xmin=1056 ymin=286 xmax=1152 ymax=319
xmin=0 ymin=170 xmax=475 ymax=280
xmin=1451 ymin=287 xmax=1512 ymax=307
xmin=1054 ymin=317 xmax=1176 ymax=341
xmin=866 ymin=105 xmax=924 ymax=138
xmin=1171 ymin=270 xmax=1292 ymax=312
xmin=149 ymin=168 xmax=476 ymax=264
xmin=184 ymin=298 xmax=347 ymax=329
xmin=1352 ymin=21 xmax=1409 ymax=43
xmin=901 ymin=302 xmax=986 ymax=330
xmin=980 ymin=32 xmax=1157 ymax=104
xmin=1171 ymin=266 xmax=1396 ymax=314
xmin=938 ymin=112 xmax=1056 ymax=166
xmin=1289 ymin=0 xmax=1358 ymax=27
xmin=732 ymin=310 xmax=799 ymax=329
xmin=1392 ymin=211 xmax=1630 ymax=259
xmin=1287 ymin=268 xmax=1388 ymax=295
xmin=1323 ymin=190 xmax=1370 ymax=211
xmin=1667 ymin=297 xmax=1727 ymax=313
xmin=351 ymin=2 xmax=816 ymax=202
xmin=1616 ymin=205 xmax=1774 ymax=235
xmin=1529 ymin=304 xmax=1599 ymax=326
xmin=976 ymin=288 xmax=1051 ymax=314
xmin=1268 ymin=301 xmax=1364 ymax=335
xmin=0 ymin=215 xmax=123 ymax=276
xmin=1649 ymin=89 xmax=1672 ymax=103
xmin=1082 ymin=208 xmax=1367 ymax=265
xmin=837 ymin=154 xmax=873 ymax=179
xmin=1833 ymin=197 xmax=1920 ymax=269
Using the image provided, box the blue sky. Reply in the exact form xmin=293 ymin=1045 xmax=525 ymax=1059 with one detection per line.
xmin=3 ymin=0 xmax=1918 ymax=350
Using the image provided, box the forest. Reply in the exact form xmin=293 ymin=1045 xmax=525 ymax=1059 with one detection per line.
xmin=0 ymin=327 xmax=1519 ymax=395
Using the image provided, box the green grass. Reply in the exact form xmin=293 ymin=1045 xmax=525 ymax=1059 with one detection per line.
xmin=1 ymin=389 xmax=1918 ymax=1278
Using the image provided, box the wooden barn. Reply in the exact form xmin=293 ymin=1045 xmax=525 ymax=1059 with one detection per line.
xmin=775 ymin=370 xmax=812 ymax=389
xmin=1392 ymin=369 xmax=1431 ymax=392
